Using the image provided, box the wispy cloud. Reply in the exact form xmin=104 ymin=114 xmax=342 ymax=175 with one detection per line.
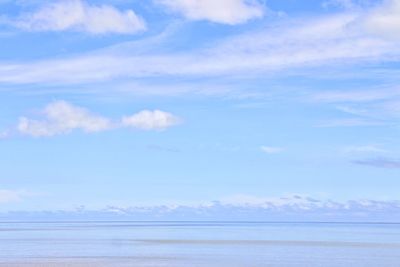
xmin=312 ymin=86 xmax=400 ymax=127
xmin=362 ymin=0 xmax=400 ymax=40
xmin=0 ymin=10 xmax=397 ymax=87
xmin=11 ymin=0 xmax=146 ymax=34
xmin=14 ymin=101 xmax=181 ymax=137
xmin=313 ymin=87 xmax=400 ymax=103
xmin=0 ymin=130 xmax=9 ymax=139
xmin=260 ymin=146 xmax=284 ymax=154
xmin=316 ymin=118 xmax=385 ymax=127
xmin=157 ymin=0 xmax=264 ymax=25
xmin=147 ymin=144 xmax=181 ymax=153
xmin=0 ymin=189 xmax=28 ymax=204
xmin=343 ymin=145 xmax=387 ymax=154
xmin=353 ymin=158 xmax=400 ymax=169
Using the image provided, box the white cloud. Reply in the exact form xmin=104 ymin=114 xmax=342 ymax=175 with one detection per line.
xmin=260 ymin=146 xmax=284 ymax=154
xmin=14 ymin=0 xmax=146 ymax=34
xmin=13 ymin=101 xmax=181 ymax=137
xmin=158 ymin=0 xmax=264 ymax=25
xmin=363 ymin=0 xmax=400 ymax=39
xmin=122 ymin=110 xmax=181 ymax=130
xmin=18 ymin=101 xmax=113 ymax=137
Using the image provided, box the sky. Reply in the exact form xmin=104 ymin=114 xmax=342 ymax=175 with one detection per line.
xmin=0 ymin=0 xmax=400 ymax=213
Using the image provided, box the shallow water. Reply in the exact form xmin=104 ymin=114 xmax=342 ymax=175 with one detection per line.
xmin=1 ymin=221 xmax=400 ymax=266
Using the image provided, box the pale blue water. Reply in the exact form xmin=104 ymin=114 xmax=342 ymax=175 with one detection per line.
xmin=1 ymin=221 xmax=400 ymax=266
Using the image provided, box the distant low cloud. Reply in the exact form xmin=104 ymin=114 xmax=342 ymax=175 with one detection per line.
xmin=122 ymin=110 xmax=181 ymax=130
xmin=260 ymin=146 xmax=284 ymax=154
xmin=157 ymin=0 xmax=264 ymax=25
xmin=219 ymin=194 xmax=320 ymax=208
xmin=5 ymin=194 xmax=400 ymax=221
xmin=353 ymin=158 xmax=400 ymax=169
xmin=13 ymin=0 xmax=146 ymax=34
xmin=15 ymin=101 xmax=181 ymax=137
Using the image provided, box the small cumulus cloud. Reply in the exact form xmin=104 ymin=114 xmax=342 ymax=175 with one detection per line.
xmin=13 ymin=101 xmax=181 ymax=137
xmin=18 ymin=101 xmax=113 ymax=137
xmin=260 ymin=146 xmax=284 ymax=154
xmin=353 ymin=158 xmax=400 ymax=169
xmin=157 ymin=0 xmax=264 ymax=25
xmin=12 ymin=0 xmax=146 ymax=34
xmin=122 ymin=110 xmax=181 ymax=131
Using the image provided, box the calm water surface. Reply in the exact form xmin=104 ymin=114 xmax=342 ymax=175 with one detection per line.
xmin=0 ymin=221 xmax=400 ymax=266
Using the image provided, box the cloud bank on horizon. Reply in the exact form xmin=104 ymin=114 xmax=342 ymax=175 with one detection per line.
xmin=2 ymin=193 xmax=400 ymax=222
xmin=0 ymin=0 xmax=399 ymax=214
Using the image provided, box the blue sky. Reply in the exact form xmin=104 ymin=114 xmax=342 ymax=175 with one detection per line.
xmin=0 ymin=0 xmax=400 ymax=212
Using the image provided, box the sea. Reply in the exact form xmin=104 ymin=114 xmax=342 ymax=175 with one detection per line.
xmin=0 ymin=221 xmax=400 ymax=266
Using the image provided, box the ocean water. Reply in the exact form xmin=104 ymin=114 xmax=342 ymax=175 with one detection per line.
xmin=0 ymin=221 xmax=400 ymax=266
